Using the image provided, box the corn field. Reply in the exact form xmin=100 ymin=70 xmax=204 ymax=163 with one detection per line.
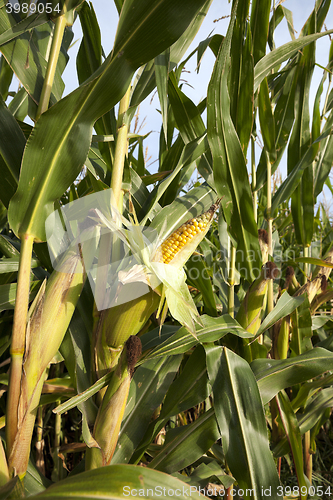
xmin=1 ymin=0 xmax=333 ymax=499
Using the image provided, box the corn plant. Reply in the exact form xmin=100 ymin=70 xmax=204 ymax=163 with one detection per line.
xmin=1 ymin=0 xmax=333 ymax=499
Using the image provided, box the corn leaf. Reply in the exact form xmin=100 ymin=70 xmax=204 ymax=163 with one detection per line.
xmin=276 ymin=391 xmax=308 ymax=499
xmin=254 ymin=29 xmax=333 ymax=92
xmin=207 ymin=0 xmax=261 ymax=281
xmin=148 ymin=408 xmax=219 ymax=473
xmin=0 ymin=96 xmax=25 ymax=207
xmin=131 ymin=346 xmax=210 ymax=465
xmin=250 ymin=291 xmax=304 ymax=342
xmin=27 ymin=465 xmax=206 ymax=500
xmin=206 ymin=346 xmax=280 ymax=499
xmin=250 ymin=0 xmax=270 ymax=65
xmin=142 ymin=314 xmax=251 ymax=362
xmin=155 ymin=49 xmax=170 ymax=144
xmin=252 ymin=347 xmax=333 ymax=405
xmin=229 ymin=0 xmax=253 ymax=153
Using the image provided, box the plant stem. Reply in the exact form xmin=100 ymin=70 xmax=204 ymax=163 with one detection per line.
xmin=6 ymin=233 xmax=34 ymax=460
xmin=303 ymin=246 xmax=309 ymax=284
xmin=228 ymin=245 xmax=236 ymax=318
xmin=304 ymin=430 xmax=312 ymax=483
xmin=35 ymin=13 xmax=68 ymax=120
xmin=251 ymin=136 xmax=257 ymax=223
xmin=266 ymin=152 xmax=273 ymax=315
xmin=110 ymin=84 xmax=131 ymax=210
xmin=303 ymin=246 xmax=311 ymax=483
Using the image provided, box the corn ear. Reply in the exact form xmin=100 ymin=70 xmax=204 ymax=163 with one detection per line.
xmin=8 ymin=249 xmax=85 ymax=477
xmin=236 ymin=262 xmax=278 ymax=335
xmin=275 ymin=316 xmax=290 ymax=360
xmin=94 ymin=287 xmax=159 ymax=378
xmin=294 ymin=247 xmax=333 ymax=303
xmin=86 ymin=336 xmax=142 ymax=469
xmin=152 ymin=200 xmax=220 ymax=268
xmin=236 ymin=262 xmax=278 ymax=362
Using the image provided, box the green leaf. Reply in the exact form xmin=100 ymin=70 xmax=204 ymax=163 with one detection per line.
xmin=270 ymin=126 xmax=332 ymax=216
xmin=235 ymin=23 xmax=253 ymax=153
xmin=206 ymin=346 xmax=280 ymax=499
xmin=0 ymin=256 xmax=40 ymax=273
xmin=254 ymin=29 xmax=333 ymax=92
xmin=276 ymin=391 xmax=307 ymax=499
xmin=148 ymin=408 xmax=219 ymax=473
xmin=143 ymin=314 xmax=251 ymax=362
xmin=155 ymin=49 xmax=170 ymax=144
xmin=0 ymin=11 xmax=50 ymax=46
xmin=255 ymin=64 xmax=297 ymax=192
xmin=145 ymin=348 xmax=210 ymax=459
xmin=207 ymin=0 xmax=260 ymax=281
xmin=250 ymin=291 xmax=304 ymax=343
xmin=314 ymin=113 xmax=333 ymax=197
xmin=0 ymin=96 xmax=25 ymax=207
xmin=290 ymin=294 xmax=313 ymax=355
xmin=186 ymin=254 xmax=217 ymax=317
xmin=0 ymin=9 xmax=68 ymax=107
xmin=168 ymin=72 xmax=206 ymax=144
xmin=297 ymin=387 xmax=333 ymax=435
xmin=28 ymin=464 xmax=206 ymax=500
xmin=292 ymin=256 xmax=333 ymax=268
xmin=0 ymin=281 xmax=40 ymax=312
xmin=24 ymin=459 xmax=52 ymax=497
xmin=229 ymin=0 xmax=253 ymax=153
xmin=149 ymin=135 xmax=210 ymax=220
xmin=76 ymin=1 xmax=102 ymax=85
xmin=0 ymin=55 xmax=13 ymax=100
xmin=131 ymin=345 xmax=210 ymax=464
xmin=250 ymin=0 xmax=270 ymax=65
xmin=258 ymin=78 xmax=276 ymax=162
xmin=252 ymin=347 xmax=333 ymax=405
xmin=60 ymin=285 xmax=97 ymax=426
xmin=8 ymin=0 xmax=210 ymax=241
xmin=288 ymin=9 xmax=317 ymax=246
xmin=274 ymin=385 xmax=333 ymax=458
xmin=0 ymin=477 xmax=20 ymax=500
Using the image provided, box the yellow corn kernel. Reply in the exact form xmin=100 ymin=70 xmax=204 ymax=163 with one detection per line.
xmin=156 ymin=200 xmax=220 ymax=265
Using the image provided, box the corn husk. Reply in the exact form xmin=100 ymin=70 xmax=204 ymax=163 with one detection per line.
xmin=86 ymin=336 xmax=142 ymax=469
xmin=94 ymin=287 xmax=159 ymax=378
xmin=236 ymin=262 xmax=278 ymax=362
xmin=8 ymin=249 xmax=85 ymax=476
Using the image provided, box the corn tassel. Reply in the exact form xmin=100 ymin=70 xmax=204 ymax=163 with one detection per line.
xmin=7 ymin=248 xmax=85 ymax=477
